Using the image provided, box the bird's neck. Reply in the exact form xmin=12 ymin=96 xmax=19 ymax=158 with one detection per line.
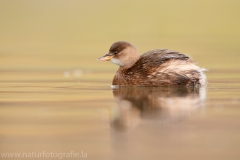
xmin=120 ymin=50 xmax=140 ymax=70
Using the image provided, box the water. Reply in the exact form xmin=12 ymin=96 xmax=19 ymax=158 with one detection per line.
xmin=1 ymin=69 xmax=240 ymax=160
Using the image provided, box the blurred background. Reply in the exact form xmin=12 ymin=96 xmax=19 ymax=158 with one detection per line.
xmin=0 ymin=0 xmax=240 ymax=160
xmin=1 ymin=0 xmax=239 ymax=72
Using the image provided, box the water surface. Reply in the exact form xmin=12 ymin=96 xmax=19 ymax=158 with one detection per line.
xmin=1 ymin=68 xmax=240 ymax=160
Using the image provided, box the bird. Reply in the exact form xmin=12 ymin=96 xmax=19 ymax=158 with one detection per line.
xmin=98 ymin=41 xmax=206 ymax=87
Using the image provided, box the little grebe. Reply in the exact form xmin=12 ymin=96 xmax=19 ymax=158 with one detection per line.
xmin=98 ymin=41 xmax=206 ymax=87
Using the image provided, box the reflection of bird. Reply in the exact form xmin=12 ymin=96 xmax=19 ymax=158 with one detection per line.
xmin=111 ymin=86 xmax=206 ymax=131
xmin=98 ymin=41 xmax=206 ymax=87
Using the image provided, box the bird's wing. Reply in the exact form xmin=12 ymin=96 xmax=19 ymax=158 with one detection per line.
xmin=129 ymin=49 xmax=189 ymax=71
xmin=141 ymin=49 xmax=189 ymax=66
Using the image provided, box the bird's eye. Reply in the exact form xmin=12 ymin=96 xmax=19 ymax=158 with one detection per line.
xmin=114 ymin=51 xmax=118 ymax=54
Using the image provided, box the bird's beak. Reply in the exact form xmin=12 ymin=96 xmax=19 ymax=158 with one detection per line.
xmin=98 ymin=53 xmax=113 ymax=61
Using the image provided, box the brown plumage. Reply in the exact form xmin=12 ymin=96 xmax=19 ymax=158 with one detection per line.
xmin=98 ymin=41 xmax=206 ymax=87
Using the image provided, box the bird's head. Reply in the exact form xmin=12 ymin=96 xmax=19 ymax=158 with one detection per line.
xmin=98 ymin=41 xmax=140 ymax=68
